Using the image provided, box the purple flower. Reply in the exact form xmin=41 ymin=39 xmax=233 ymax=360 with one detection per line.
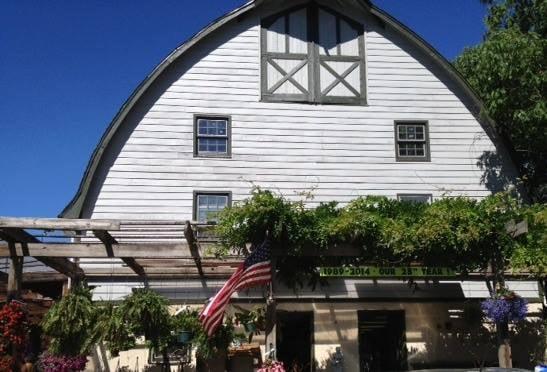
xmin=38 ymin=353 xmax=88 ymax=372
xmin=481 ymin=296 xmax=528 ymax=323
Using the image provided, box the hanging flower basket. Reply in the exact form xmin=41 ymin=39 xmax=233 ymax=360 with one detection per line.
xmin=481 ymin=291 xmax=528 ymax=323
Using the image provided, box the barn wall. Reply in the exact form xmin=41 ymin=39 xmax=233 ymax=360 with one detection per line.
xmin=83 ymin=4 xmax=519 ymax=221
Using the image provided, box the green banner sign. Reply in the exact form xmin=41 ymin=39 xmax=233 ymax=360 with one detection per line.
xmin=319 ymin=266 xmax=456 ymax=278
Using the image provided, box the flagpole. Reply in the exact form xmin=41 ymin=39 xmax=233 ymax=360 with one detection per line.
xmin=265 ymin=254 xmax=277 ymax=361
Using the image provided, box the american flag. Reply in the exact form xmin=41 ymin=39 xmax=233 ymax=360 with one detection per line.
xmin=200 ymin=237 xmax=271 ymax=336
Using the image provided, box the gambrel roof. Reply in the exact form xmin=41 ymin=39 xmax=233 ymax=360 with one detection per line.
xmin=60 ymin=0 xmax=515 ymax=219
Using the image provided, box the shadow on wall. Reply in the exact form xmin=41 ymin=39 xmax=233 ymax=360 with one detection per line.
xmin=408 ymin=316 xmax=545 ymax=370
xmin=477 ymin=150 xmax=522 ymax=195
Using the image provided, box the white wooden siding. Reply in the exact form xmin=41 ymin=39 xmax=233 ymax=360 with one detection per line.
xmin=86 ymin=8 xmax=516 ymax=221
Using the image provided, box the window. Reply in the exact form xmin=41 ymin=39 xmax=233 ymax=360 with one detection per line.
xmin=193 ymin=192 xmax=231 ymax=222
xmin=194 ymin=116 xmax=231 ymax=157
xmin=261 ymin=4 xmax=365 ymax=105
xmin=395 ymin=122 xmax=430 ymax=162
xmin=397 ymin=194 xmax=432 ymax=204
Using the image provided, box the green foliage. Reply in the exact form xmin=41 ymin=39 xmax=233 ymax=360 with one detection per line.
xmin=90 ymin=304 xmax=135 ymax=357
xmin=483 ymin=0 xmax=547 ymax=36
xmin=116 ymin=288 xmax=171 ymax=350
xmin=215 ymin=189 xmax=546 ymax=288
xmin=193 ymin=318 xmax=235 ymax=359
xmin=41 ymin=284 xmax=98 ymax=356
xmin=455 ymin=0 xmax=547 ymax=201
xmin=172 ymin=308 xmax=201 ymax=334
xmin=234 ymin=305 xmax=266 ymax=329
xmin=511 ymin=206 xmax=547 ymax=274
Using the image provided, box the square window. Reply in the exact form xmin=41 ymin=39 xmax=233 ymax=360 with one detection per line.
xmin=395 ymin=122 xmax=430 ymax=162
xmin=397 ymin=194 xmax=432 ymax=204
xmin=194 ymin=117 xmax=231 ymax=157
xmin=194 ymin=192 xmax=231 ymax=222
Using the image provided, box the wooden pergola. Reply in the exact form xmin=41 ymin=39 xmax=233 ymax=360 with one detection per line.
xmin=0 ymin=217 xmax=254 ymax=298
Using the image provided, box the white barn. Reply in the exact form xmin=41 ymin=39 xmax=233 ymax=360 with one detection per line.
xmin=54 ymin=0 xmax=540 ymax=370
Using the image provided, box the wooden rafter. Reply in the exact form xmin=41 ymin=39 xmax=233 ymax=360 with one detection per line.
xmin=93 ymin=230 xmax=146 ymax=278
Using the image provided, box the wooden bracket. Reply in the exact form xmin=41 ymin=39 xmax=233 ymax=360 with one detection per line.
xmin=184 ymin=221 xmax=204 ymax=277
xmin=93 ymin=230 xmax=146 ymax=278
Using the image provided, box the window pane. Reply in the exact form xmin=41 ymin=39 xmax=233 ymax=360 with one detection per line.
xmin=197 ymin=194 xmax=229 ymax=222
xmin=398 ymin=126 xmax=407 ymax=140
xmin=398 ymin=142 xmax=426 ymax=158
xmin=198 ymin=138 xmax=228 ymax=154
xmin=415 ymin=126 xmax=424 ymax=140
xmin=198 ymin=119 xmax=227 ymax=137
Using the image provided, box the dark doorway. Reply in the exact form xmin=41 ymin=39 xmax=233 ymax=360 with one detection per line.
xmin=277 ymin=311 xmax=314 ymax=372
xmin=359 ymin=310 xmax=407 ymax=372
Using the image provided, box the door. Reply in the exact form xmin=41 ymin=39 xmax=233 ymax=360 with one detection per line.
xmin=359 ymin=310 xmax=407 ymax=372
xmin=277 ymin=311 xmax=314 ymax=372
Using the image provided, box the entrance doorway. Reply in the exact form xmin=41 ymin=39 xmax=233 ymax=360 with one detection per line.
xmin=277 ymin=311 xmax=314 ymax=372
xmin=359 ymin=310 xmax=407 ymax=372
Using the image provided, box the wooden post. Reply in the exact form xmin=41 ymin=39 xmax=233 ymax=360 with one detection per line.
xmin=7 ymin=256 xmax=23 ymax=301
xmin=265 ymin=256 xmax=277 ymax=361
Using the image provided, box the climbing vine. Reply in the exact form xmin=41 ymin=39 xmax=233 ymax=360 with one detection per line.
xmin=214 ymin=188 xmax=546 ymax=288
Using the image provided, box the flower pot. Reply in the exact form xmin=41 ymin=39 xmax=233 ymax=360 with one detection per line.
xmin=177 ymin=330 xmax=193 ymax=344
xmin=243 ymin=322 xmax=256 ymax=333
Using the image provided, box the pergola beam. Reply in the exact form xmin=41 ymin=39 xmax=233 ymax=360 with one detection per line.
xmin=0 ymin=217 xmax=120 ymax=231
xmin=0 ymin=241 xmax=194 ymax=258
xmin=0 ymin=228 xmax=84 ymax=279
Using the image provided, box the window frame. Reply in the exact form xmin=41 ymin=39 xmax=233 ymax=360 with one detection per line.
xmin=193 ymin=191 xmax=232 ymax=222
xmin=394 ymin=121 xmax=431 ymax=162
xmin=260 ymin=3 xmax=366 ymax=105
xmin=397 ymin=194 xmax=433 ymax=204
xmin=193 ymin=115 xmax=232 ymax=158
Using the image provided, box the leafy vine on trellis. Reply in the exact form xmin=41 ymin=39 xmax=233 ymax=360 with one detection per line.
xmin=214 ymin=188 xmax=546 ymax=289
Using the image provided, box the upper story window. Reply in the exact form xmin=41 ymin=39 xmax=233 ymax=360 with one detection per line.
xmin=395 ymin=121 xmax=430 ymax=162
xmin=397 ymin=194 xmax=432 ymax=204
xmin=194 ymin=192 xmax=231 ymax=222
xmin=194 ymin=116 xmax=231 ymax=158
xmin=261 ymin=4 xmax=366 ymax=105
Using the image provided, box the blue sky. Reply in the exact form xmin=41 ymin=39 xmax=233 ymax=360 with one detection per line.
xmin=0 ymin=0 xmax=488 ymax=217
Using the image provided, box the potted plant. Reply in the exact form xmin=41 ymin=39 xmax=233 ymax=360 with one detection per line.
xmin=172 ymin=308 xmax=200 ymax=345
xmin=234 ymin=305 xmax=266 ymax=334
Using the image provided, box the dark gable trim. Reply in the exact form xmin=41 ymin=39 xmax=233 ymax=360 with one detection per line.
xmin=59 ymin=0 xmax=524 ymax=218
